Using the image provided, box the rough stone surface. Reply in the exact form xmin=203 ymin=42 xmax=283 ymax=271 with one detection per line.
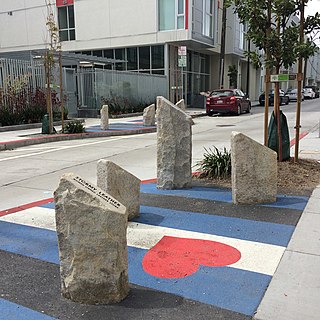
xmin=100 ymin=105 xmax=109 ymax=130
xmin=231 ymin=132 xmax=277 ymax=204
xmin=175 ymin=99 xmax=186 ymax=111
xmin=156 ymin=96 xmax=192 ymax=189
xmin=175 ymin=99 xmax=194 ymax=125
xmin=97 ymin=160 xmax=141 ymax=220
xmin=54 ymin=173 xmax=129 ymax=304
xmin=143 ymin=104 xmax=156 ymax=126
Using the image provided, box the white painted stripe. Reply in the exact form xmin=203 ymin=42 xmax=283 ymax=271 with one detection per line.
xmin=0 ymin=135 xmax=134 ymax=162
xmin=0 ymin=208 xmax=285 ymax=276
xmin=0 ymin=207 xmax=56 ymax=230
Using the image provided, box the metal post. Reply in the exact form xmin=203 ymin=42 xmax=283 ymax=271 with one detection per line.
xmin=59 ymin=51 xmax=64 ymax=133
xmin=294 ymin=0 xmax=305 ymax=163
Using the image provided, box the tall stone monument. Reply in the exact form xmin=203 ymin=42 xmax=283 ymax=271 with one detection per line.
xmin=54 ymin=173 xmax=129 ymax=304
xmin=156 ymin=96 xmax=192 ymax=189
xmin=97 ymin=160 xmax=141 ymax=220
xmin=100 ymin=105 xmax=109 ymax=130
xmin=143 ymin=103 xmax=156 ymax=126
xmin=231 ymin=132 xmax=277 ymax=204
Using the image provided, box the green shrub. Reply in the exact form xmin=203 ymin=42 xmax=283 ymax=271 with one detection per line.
xmin=63 ymin=120 xmax=85 ymax=134
xmin=101 ymin=94 xmax=153 ymax=116
xmin=196 ymin=146 xmax=231 ymax=179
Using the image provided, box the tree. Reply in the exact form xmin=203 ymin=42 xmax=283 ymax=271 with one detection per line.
xmin=227 ymin=65 xmax=238 ymax=88
xmin=45 ymin=0 xmax=62 ymax=134
xmin=228 ymin=0 xmax=320 ymax=161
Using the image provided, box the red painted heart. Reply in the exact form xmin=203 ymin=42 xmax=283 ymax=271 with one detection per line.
xmin=142 ymin=236 xmax=241 ymax=279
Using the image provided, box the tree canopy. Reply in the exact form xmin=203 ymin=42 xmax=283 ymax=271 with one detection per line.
xmin=227 ymin=0 xmax=320 ymax=70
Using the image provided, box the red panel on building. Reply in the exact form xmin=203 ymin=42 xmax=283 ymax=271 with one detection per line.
xmin=56 ymin=0 xmax=74 ymax=7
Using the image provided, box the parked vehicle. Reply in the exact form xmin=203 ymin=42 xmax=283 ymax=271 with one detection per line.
xmin=206 ymin=89 xmax=251 ymax=116
xmin=285 ymin=88 xmax=304 ymax=102
xmin=303 ymin=88 xmax=316 ymax=99
xmin=304 ymin=85 xmax=319 ymax=98
xmin=259 ymin=89 xmax=290 ymax=106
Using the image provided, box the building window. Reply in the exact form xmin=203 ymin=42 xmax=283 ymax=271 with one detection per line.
xmin=58 ymin=5 xmax=75 ymax=41
xmin=139 ymin=47 xmax=151 ymax=72
xmin=127 ymin=48 xmax=138 ymax=71
xmin=239 ymin=22 xmax=247 ymax=50
xmin=159 ymin=0 xmax=185 ymax=31
xmin=115 ymin=48 xmax=126 ymax=70
xmin=203 ymin=0 xmax=214 ymax=38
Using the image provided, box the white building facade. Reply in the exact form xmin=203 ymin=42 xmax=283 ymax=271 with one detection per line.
xmin=1 ymin=0 xmax=318 ymax=113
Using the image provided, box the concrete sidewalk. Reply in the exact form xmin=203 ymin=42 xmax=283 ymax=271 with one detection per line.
xmin=255 ymin=126 xmax=320 ymax=320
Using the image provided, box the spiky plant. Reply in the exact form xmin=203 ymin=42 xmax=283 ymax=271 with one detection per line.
xmin=196 ymin=146 xmax=231 ymax=179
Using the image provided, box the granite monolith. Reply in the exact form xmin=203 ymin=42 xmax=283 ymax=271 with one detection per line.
xmin=100 ymin=105 xmax=109 ymax=130
xmin=156 ymin=96 xmax=192 ymax=189
xmin=231 ymin=132 xmax=277 ymax=204
xmin=97 ymin=160 xmax=140 ymax=220
xmin=143 ymin=104 xmax=156 ymax=126
xmin=54 ymin=173 xmax=129 ymax=304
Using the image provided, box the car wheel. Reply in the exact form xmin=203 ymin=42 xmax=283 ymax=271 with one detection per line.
xmin=246 ymin=103 xmax=251 ymax=113
xmin=285 ymin=98 xmax=289 ymax=105
xmin=236 ymin=105 xmax=241 ymax=116
xmin=207 ymin=111 xmax=214 ymax=117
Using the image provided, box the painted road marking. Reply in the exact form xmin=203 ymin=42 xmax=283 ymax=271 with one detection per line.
xmin=0 ymin=298 xmax=56 ymax=320
xmin=0 ymin=194 xmax=299 ymax=317
xmin=0 ymin=206 xmax=287 ymax=276
xmin=142 ymin=236 xmax=241 ymax=278
xmin=128 ymin=245 xmax=271 ymax=316
xmin=0 ymin=220 xmax=272 ymax=316
xmin=0 ymin=135 xmax=134 ymax=163
xmin=140 ymin=183 xmax=309 ymax=211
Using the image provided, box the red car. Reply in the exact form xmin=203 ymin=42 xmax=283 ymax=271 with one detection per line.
xmin=206 ymin=89 xmax=251 ymax=116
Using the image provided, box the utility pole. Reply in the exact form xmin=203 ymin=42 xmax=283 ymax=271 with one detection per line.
xmin=219 ymin=1 xmax=227 ymax=89
xmin=246 ymin=40 xmax=251 ymax=96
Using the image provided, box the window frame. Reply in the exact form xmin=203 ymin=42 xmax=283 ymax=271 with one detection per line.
xmin=203 ymin=0 xmax=214 ymax=38
xmin=159 ymin=0 xmax=185 ymax=31
xmin=58 ymin=4 xmax=76 ymax=41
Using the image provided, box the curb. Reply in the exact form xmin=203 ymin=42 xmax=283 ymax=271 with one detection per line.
xmin=0 ymin=127 xmax=157 ymax=151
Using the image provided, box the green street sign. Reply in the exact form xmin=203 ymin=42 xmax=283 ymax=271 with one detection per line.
xmin=178 ymin=56 xmax=187 ymax=67
xmin=271 ymin=74 xmax=297 ymax=82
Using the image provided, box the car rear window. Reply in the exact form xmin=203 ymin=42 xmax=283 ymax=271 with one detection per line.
xmin=210 ymin=91 xmax=233 ymax=97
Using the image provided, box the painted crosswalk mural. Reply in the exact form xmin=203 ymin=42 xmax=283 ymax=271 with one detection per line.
xmin=0 ymin=184 xmax=308 ymax=318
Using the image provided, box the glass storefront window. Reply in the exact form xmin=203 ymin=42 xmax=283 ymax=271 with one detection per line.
xmin=127 ymin=47 xmax=138 ymax=70
xmin=151 ymin=46 xmax=164 ymax=70
xmin=139 ymin=47 xmax=150 ymax=70
xmin=115 ymin=48 xmax=125 ymax=70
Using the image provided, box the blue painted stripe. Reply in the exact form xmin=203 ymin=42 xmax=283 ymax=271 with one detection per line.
xmin=128 ymin=247 xmax=270 ymax=316
xmin=136 ymin=206 xmax=294 ymax=247
xmin=140 ymin=183 xmax=308 ymax=210
xmin=86 ymin=123 xmax=154 ymax=133
xmin=39 ymin=202 xmax=54 ymax=209
xmin=0 ymin=298 xmax=56 ymax=320
xmin=0 ymin=221 xmax=275 ymax=316
xmin=0 ymin=221 xmax=59 ymax=264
